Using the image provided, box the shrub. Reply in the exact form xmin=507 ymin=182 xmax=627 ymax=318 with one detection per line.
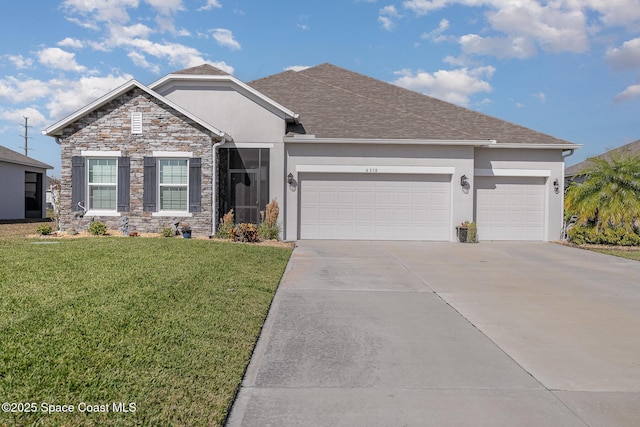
xmin=567 ymin=225 xmax=640 ymax=246
xmin=216 ymin=209 xmax=235 ymax=239
xmin=258 ymin=199 xmax=280 ymax=240
xmin=234 ymin=223 xmax=259 ymax=243
xmin=160 ymin=226 xmax=174 ymax=238
xmin=88 ymin=221 xmax=108 ymax=236
xmin=36 ymin=224 xmax=53 ymax=235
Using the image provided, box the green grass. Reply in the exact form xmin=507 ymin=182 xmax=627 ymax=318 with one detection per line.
xmin=0 ymin=237 xmax=292 ymax=426
xmin=589 ymin=248 xmax=640 ymax=261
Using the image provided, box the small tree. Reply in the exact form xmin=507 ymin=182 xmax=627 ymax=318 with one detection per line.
xmin=565 ymin=153 xmax=640 ymax=231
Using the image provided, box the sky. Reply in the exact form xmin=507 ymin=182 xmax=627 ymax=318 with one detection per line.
xmin=2 ymin=0 xmax=640 ymax=178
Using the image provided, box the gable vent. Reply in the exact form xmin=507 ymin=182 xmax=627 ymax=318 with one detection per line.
xmin=131 ymin=112 xmax=143 ymax=134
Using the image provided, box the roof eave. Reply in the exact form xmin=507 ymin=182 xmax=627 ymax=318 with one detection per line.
xmin=284 ymin=136 xmax=497 ymax=146
xmin=485 ymin=143 xmax=582 ymax=150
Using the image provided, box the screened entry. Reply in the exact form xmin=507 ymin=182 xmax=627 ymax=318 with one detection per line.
xmin=218 ymin=148 xmax=269 ymax=224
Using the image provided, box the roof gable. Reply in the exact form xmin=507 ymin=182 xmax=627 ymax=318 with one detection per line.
xmin=43 ymin=80 xmax=229 ymax=140
xmin=174 ymin=64 xmax=230 ymax=76
xmin=149 ymin=65 xmax=299 ymax=122
xmin=566 ymin=139 xmax=640 ymax=176
xmin=0 ymin=145 xmax=52 ymax=169
xmin=249 ymin=63 xmax=577 ymax=146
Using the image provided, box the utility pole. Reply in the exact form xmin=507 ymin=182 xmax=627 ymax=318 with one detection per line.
xmin=20 ymin=116 xmax=32 ymax=157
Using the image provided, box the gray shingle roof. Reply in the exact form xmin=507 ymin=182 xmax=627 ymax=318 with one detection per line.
xmin=565 ymin=139 xmax=640 ymax=176
xmin=249 ymin=63 xmax=576 ymax=145
xmin=174 ymin=64 xmax=230 ymax=76
xmin=0 ymin=145 xmax=52 ymax=169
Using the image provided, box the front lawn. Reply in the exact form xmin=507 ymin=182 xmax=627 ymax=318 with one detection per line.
xmin=589 ymin=248 xmax=640 ymax=261
xmin=0 ymin=237 xmax=292 ymax=426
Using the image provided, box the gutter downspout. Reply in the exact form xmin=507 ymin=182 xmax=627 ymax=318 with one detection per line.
xmin=211 ymin=133 xmax=232 ymax=238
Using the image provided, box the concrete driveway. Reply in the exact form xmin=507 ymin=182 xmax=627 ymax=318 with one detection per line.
xmin=227 ymin=241 xmax=640 ymax=426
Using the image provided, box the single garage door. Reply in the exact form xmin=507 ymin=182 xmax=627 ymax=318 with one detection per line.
xmin=299 ymin=173 xmax=451 ymax=240
xmin=475 ymin=176 xmax=546 ymax=241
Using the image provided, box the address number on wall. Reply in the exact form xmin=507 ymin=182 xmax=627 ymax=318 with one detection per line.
xmin=365 ymin=168 xmax=378 ymax=173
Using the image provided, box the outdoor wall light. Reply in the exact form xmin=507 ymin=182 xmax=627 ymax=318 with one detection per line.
xmin=287 ymin=172 xmax=294 ymax=185
xmin=553 ymin=179 xmax=560 ymax=194
xmin=460 ymin=174 xmax=468 ymax=187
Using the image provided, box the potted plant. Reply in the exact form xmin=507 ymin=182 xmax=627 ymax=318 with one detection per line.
xmin=180 ymin=223 xmax=192 ymax=239
xmin=456 ymin=221 xmax=478 ymax=243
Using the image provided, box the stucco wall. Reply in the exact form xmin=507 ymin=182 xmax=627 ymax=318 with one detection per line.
xmin=0 ymin=162 xmax=48 ymax=220
xmin=157 ymin=83 xmax=287 ymax=143
xmin=58 ymin=88 xmax=215 ymax=236
xmin=284 ymin=142 xmax=476 ymax=241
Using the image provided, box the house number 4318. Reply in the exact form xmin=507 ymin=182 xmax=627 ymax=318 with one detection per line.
xmin=366 ymin=168 xmax=378 ymax=173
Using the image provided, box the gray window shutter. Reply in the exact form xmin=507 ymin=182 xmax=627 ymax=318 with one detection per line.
xmin=143 ymin=157 xmax=157 ymax=212
xmin=189 ymin=157 xmax=202 ymax=213
xmin=117 ymin=157 xmax=130 ymax=212
xmin=71 ymin=156 xmax=85 ymax=212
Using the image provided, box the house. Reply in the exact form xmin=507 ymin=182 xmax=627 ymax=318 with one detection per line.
xmin=0 ymin=145 xmax=52 ymax=220
xmin=565 ymin=139 xmax=640 ymax=183
xmin=43 ymin=63 xmax=580 ymax=241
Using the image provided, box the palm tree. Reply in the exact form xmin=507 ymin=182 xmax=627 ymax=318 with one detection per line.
xmin=565 ymin=152 xmax=640 ymax=231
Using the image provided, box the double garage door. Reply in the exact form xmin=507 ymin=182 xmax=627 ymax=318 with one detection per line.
xmin=298 ymin=173 xmax=547 ymax=241
xmin=299 ymin=173 xmax=451 ymax=240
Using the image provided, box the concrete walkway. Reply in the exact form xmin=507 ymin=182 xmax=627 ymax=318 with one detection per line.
xmin=227 ymin=241 xmax=640 ymax=426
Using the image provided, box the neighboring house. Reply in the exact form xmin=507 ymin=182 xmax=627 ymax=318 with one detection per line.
xmin=43 ymin=63 xmax=580 ymax=241
xmin=565 ymin=139 xmax=640 ymax=184
xmin=46 ymin=176 xmax=60 ymax=211
xmin=0 ymin=145 xmax=53 ymax=220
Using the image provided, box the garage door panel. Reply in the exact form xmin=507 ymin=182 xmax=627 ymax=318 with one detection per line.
xmin=475 ymin=177 xmax=546 ymax=241
xmin=300 ymin=173 xmax=451 ymax=241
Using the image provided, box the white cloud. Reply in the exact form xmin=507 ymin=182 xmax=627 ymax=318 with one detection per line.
xmin=6 ymin=55 xmax=34 ymax=69
xmin=379 ymin=5 xmax=401 ymax=31
xmin=0 ymin=107 xmax=48 ymax=128
xmin=145 ymin=0 xmax=184 ymax=15
xmin=198 ymin=0 xmax=222 ymax=11
xmin=62 ymin=0 xmax=139 ymax=24
xmin=421 ymin=18 xmax=451 ymax=42
xmin=45 ymin=74 xmax=134 ymax=119
xmin=460 ymin=34 xmax=537 ymax=59
xmin=531 ymin=92 xmax=546 ymax=103
xmin=606 ymin=37 xmax=640 ymax=71
xmin=614 ymin=84 xmax=640 ymax=102
xmin=404 ymin=0 xmax=590 ymax=58
xmin=0 ymin=77 xmax=51 ymax=103
xmin=38 ymin=48 xmax=87 ymax=72
xmin=393 ymin=65 xmax=495 ymax=105
xmin=212 ymin=28 xmax=241 ymax=50
xmin=58 ymin=37 xmax=85 ymax=49
xmin=128 ymin=51 xmax=161 ymax=73
xmin=285 ymin=65 xmax=311 ymax=72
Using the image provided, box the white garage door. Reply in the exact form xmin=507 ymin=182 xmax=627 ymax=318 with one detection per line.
xmin=299 ymin=173 xmax=451 ymax=240
xmin=475 ymin=176 xmax=546 ymax=241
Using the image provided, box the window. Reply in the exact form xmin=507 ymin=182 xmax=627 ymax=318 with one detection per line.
xmin=159 ymin=159 xmax=188 ymax=211
xmin=88 ymin=158 xmax=117 ymax=210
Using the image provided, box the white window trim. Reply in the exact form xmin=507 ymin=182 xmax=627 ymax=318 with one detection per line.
xmin=153 ymin=151 xmax=193 ymax=158
xmin=152 ymin=211 xmax=193 ymax=218
xmin=81 ymin=150 xmax=122 ymax=157
xmin=87 ymin=157 xmax=119 ymax=214
xmin=157 ymin=157 xmax=190 ymax=214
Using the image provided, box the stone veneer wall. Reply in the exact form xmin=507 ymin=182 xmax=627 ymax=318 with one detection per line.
xmin=59 ymin=88 xmax=215 ymax=236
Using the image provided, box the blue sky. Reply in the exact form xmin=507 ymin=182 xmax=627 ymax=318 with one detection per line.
xmin=2 ymin=0 xmax=640 ymax=177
